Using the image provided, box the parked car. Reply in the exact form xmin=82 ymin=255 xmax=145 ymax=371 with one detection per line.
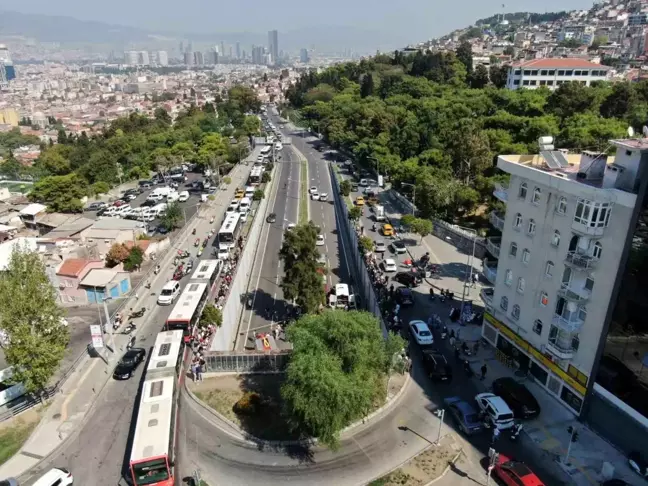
xmin=178 ymin=191 xmax=190 ymax=202
xmin=475 ymin=393 xmax=515 ymax=430
xmin=85 ymin=201 xmax=107 ymax=211
xmin=492 ymin=377 xmax=541 ymax=419
xmin=113 ymin=348 xmax=146 ymax=380
xmin=382 ymin=258 xmax=397 ymax=272
xmin=409 ymin=320 xmax=434 ymax=346
xmin=374 ymin=241 xmax=387 ymax=253
xmin=394 ymin=287 xmax=414 ymax=306
xmin=316 ymin=234 xmax=325 ymax=246
xmin=32 ymin=467 xmax=74 ymax=486
xmin=393 ymin=271 xmax=422 ymax=288
xmin=391 ymin=240 xmax=407 ymax=254
xmin=443 ymin=396 xmax=483 ymax=435
xmin=493 ymin=454 xmax=546 ymax=486
xmin=422 ymin=350 xmax=452 ymax=381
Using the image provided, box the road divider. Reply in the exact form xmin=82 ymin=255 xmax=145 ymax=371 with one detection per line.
xmin=299 ymin=157 xmax=308 ymax=224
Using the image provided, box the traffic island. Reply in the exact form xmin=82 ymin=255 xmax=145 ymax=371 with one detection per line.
xmin=0 ymin=407 xmax=43 ymax=466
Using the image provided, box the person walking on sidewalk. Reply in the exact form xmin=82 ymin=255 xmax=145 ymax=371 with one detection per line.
xmin=480 ymin=363 xmax=487 ymax=381
xmin=491 ymin=426 xmax=500 ymax=445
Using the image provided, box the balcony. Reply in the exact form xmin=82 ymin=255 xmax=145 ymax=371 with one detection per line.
xmin=552 ymin=312 xmax=585 ymax=334
xmin=546 ymin=340 xmax=575 ymax=360
xmin=483 ymin=260 xmax=498 ymax=284
xmin=480 ymin=287 xmax=494 ymax=306
xmin=493 ymin=182 xmax=509 ymax=203
xmin=571 ymin=219 xmax=605 ymax=238
xmin=486 ymin=237 xmax=501 ymax=258
xmin=565 ymin=251 xmax=598 ymax=271
xmin=490 ymin=211 xmax=505 ymax=231
xmin=557 ymin=282 xmax=591 ymax=303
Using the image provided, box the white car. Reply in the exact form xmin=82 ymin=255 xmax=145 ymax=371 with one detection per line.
xmin=316 ymin=234 xmax=325 ymax=246
xmin=374 ymin=241 xmax=386 ymax=253
xmin=217 ymin=245 xmax=230 ymax=260
xmin=409 ymin=320 xmax=434 ymax=346
xmin=383 ymin=258 xmax=397 ymax=272
xmin=475 ymin=393 xmax=515 ymax=430
xmin=157 ymin=280 xmax=180 ymax=305
xmin=286 ymin=223 xmax=296 ymax=231
xmin=178 ymin=191 xmax=190 ymax=202
xmin=32 ymin=467 xmax=74 ymax=486
xmin=309 ymin=186 xmax=318 ymax=195
xmin=311 ymin=191 xmax=319 ymax=200
xmin=319 ymin=193 xmax=328 ymax=201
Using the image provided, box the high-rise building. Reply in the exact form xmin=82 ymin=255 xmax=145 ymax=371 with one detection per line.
xmin=157 ymin=51 xmax=169 ymax=66
xmin=251 ymin=46 xmax=266 ymax=65
xmin=220 ymin=41 xmax=226 ymax=58
xmin=137 ymin=51 xmax=150 ymax=66
xmin=300 ymin=48 xmax=309 ymax=63
xmin=125 ymin=50 xmax=139 ymax=66
xmin=179 ymin=41 xmax=184 ymax=54
xmin=0 ymin=45 xmax=14 ymax=82
xmin=482 ymin=136 xmax=648 ymax=421
xmin=184 ymin=51 xmax=194 ymax=66
xmin=268 ymin=30 xmax=279 ymax=65
xmin=235 ymin=42 xmax=241 ymax=59
xmin=194 ymin=51 xmax=204 ymax=66
xmin=205 ymin=51 xmax=218 ymax=65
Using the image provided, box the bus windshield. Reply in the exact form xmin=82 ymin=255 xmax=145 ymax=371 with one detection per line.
xmin=132 ymin=458 xmax=170 ymax=485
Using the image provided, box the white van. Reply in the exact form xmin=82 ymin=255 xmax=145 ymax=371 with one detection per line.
xmin=178 ymin=191 xmax=190 ymax=202
xmin=238 ymin=197 xmax=251 ymax=212
xmin=167 ymin=191 xmax=179 ymax=202
xmin=244 ymin=186 xmax=255 ymax=198
xmin=157 ymin=280 xmax=181 ymax=305
xmin=116 ymin=204 xmax=132 ymax=217
xmin=147 ymin=192 xmax=164 ymax=203
xmin=33 ymin=467 xmax=74 ymax=486
xmin=227 ymin=200 xmax=239 ymax=213
xmin=152 ymin=203 xmax=168 ymax=217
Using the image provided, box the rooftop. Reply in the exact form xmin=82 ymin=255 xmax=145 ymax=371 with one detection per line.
xmin=57 ymin=258 xmax=99 ymax=278
xmin=511 ymin=58 xmax=610 ymax=69
xmin=79 ymin=268 xmax=123 ymax=287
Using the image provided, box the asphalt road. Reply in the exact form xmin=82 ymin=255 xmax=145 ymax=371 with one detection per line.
xmin=26 ymin=163 xmax=253 ymax=486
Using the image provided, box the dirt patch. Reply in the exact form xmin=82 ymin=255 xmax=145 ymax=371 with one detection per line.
xmin=0 ymin=407 xmax=44 ymax=465
xmin=368 ymin=440 xmax=459 ymax=486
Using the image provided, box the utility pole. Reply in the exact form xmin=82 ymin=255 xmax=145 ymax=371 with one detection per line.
xmin=563 ymin=426 xmax=579 ymax=466
xmin=434 ymin=408 xmax=445 ymax=445
xmin=486 ymin=447 xmax=499 ymax=486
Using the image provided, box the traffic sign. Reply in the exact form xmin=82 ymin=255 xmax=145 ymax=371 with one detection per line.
xmin=90 ymin=324 xmax=104 ymax=349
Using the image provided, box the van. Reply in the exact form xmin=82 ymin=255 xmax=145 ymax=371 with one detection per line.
xmin=167 ymin=191 xmax=179 ymax=202
xmin=147 ymin=192 xmax=163 ymax=203
xmin=244 ymin=186 xmax=255 ymax=198
xmin=178 ymin=191 xmax=190 ymax=202
xmin=157 ymin=280 xmax=181 ymax=305
xmin=152 ymin=203 xmax=168 ymax=216
xmin=238 ymin=197 xmax=251 ymax=212
xmin=227 ymin=200 xmax=239 ymax=213
xmin=116 ymin=204 xmax=132 ymax=216
xmin=475 ymin=393 xmax=515 ymax=430
xmin=32 ymin=467 xmax=74 ymax=486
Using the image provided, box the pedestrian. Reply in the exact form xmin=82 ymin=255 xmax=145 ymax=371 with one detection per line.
xmin=449 ymin=335 xmax=456 ymax=348
xmin=491 ymin=426 xmax=500 ymax=445
xmin=191 ymin=362 xmax=198 ymax=382
xmin=199 ymin=357 xmax=205 ymax=381
xmin=472 ymin=273 xmax=478 ymax=288
xmin=480 ymin=363 xmax=487 ymax=381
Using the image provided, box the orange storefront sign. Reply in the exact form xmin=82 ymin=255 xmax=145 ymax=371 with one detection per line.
xmin=484 ymin=313 xmax=587 ymax=396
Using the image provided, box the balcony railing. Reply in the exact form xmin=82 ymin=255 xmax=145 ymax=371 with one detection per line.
xmin=557 ymin=282 xmax=591 ymax=303
xmin=483 ymin=261 xmax=498 ymax=284
xmin=565 ymin=251 xmax=598 ymax=271
xmin=486 ymin=237 xmax=501 ymax=258
xmin=552 ymin=312 xmax=585 ymax=334
xmin=493 ymin=182 xmax=509 ymax=203
xmin=571 ymin=219 xmax=605 ymax=238
xmin=489 ymin=211 xmax=505 ymax=231
xmin=546 ymin=340 xmax=575 ymax=360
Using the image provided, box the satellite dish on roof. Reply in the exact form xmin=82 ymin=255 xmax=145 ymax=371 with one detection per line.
xmin=643 ymin=126 xmax=648 ymax=138
xmin=628 ymin=126 xmax=635 ymax=138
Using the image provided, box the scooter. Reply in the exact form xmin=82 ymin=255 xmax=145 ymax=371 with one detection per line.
xmin=127 ymin=335 xmax=136 ymax=350
xmin=129 ymin=307 xmax=146 ymax=319
xmin=124 ymin=322 xmax=136 ymax=334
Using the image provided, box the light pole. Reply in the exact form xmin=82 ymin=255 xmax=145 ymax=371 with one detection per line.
xmin=102 ymin=296 xmax=116 ymax=358
xmin=486 ymin=448 xmax=499 ymax=486
xmin=434 ymin=408 xmax=445 ymax=445
xmin=400 ymin=182 xmax=416 ymax=215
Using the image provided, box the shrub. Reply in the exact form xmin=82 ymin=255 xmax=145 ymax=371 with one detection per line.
xmin=233 ymin=391 xmax=261 ymax=416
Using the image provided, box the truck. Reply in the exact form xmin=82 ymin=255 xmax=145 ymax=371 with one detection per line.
xmin=328 ymin=283 xmax=356 ymax=309
xmin=374 ymin=204 xmax=386 ymax=222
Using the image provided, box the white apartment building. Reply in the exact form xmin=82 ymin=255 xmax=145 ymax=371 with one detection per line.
xmin=506 ymin=58 xmax=610 ymax=90
xmin=482 ymin=137 xmax=646 ymax=414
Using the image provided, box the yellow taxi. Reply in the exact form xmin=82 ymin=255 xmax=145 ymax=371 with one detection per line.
xmin=382 ymin=224 xmax=394 ymax=236
xmin=235 ymin=189 xmax=245 ymax=199
xmin=355 ymin=196 xmax=365 ymax=206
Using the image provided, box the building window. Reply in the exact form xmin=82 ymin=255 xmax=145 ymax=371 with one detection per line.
xmin=523 ymin=70 xmax=531 ymax=75
xmin=527 ymin=219 xmax=536 ymax=236
xmin=551 ymin=230 xmax=560 ymax=247
xmin=511 ymin=304 xmax=520 ymax=320
xmin=533 ymin=319 xmax=543 ymax=335
xmin=557 ymin=197 xmax=567 ymax=214
xmin=547 ymin=80 xmax=554 ymax=86
xmin=522 ymin=248 xmax=530 ymax=264
xmin=575 ymin=199 xmax=612 ymax=229
xmin=513 ymin=79 xmax=520 ymax=85
xmin=565 ymin=70 xmax=573 ymax=76
xmin=518 ymin=182 xmax=528 ymax=199
xmin=547 ymin=70 xmax=555 ymax=75
xmin=509 ymin=242 xmax=518 ymax=258
xmin=574 ymin=70 xmax=581 ymax=76
xmin=514 ymin=70 xmax=521 ymax=75
xmin=514 ymin=213 xmax=523 ymax=230
xmin=500 ymin=296 xmax=509 ymax=311
xmin=505 ymin=269 xmax=513 ymax=286
xmin=523 ymin=80 xmax=530 ymax=86
xmin=558 ymin=70 xmax=565 ymax=76
xmin=593 ymin=241 xmax=602 ymax=259
xmin=545 ymin=261 xmax=554 ymax=278
xmin=540 ymin=291 xmax=549 ymax=306
xmin=532 ymin=187 xmax=541 ymax=204
xmin=540 ymin=70 xmax=548 ymax=75
xmin=572 ymin=334 xmax=580 ymax=352
xmin=517 ymin=277 xmax=526 ymax=294
xmin=530 ymin=80 xmax=537 ymax=86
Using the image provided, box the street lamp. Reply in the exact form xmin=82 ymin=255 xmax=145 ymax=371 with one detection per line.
xmin=446 ymin=226 xmax=478 ymax=322
xmin=400 ymin=182 xmax=416 ymax=215
xmin=102 ymin=296 xmax=116 ymax=358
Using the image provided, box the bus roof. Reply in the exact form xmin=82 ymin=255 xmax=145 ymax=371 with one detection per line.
xmin=166 ymin=282 xmax=208 ymax=323
xmin=250 ymin=166 xmax=264 ymax=176
xmin=146 ymin=330 xmax=184 ymax=377
xmin=130 ymin=374 xmax=175 ymax=463
xmin=219 ymin=212 xmax=241 ymax=234
xmin=335 ymin=283 xmax=350 ymax=296
xmin=191 ymin=259 xmax=221 ymax=282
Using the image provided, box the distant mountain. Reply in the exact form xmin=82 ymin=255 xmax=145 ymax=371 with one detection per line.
xmin=0 ymin=10 xmax=402 ymax=53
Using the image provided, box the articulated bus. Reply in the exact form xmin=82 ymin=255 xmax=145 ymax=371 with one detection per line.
xmin=190 ymin=259 xmax=222 ymax=293
xmin=146 ymin=330 xmax=184 ymax=378
xmin=218 ymin=212 xmax=242 ymax=250
xmin=248 ymin=166 xmax=264 ymax=185
xmin=165 ymin=282 xmax=209 ymax=342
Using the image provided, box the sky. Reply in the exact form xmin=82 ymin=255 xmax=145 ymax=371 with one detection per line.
xmin=2 ymin=0 xmax=594 ymax=43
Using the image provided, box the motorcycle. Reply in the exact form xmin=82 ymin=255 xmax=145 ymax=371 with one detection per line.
xmin=173 ymin=266 xmax=184 ymax=280
xmin=124 ymin=322 xmax=136 ymax=334
xmin=194 ymin=238 xmax=200 ymax=247
xmin=129 ymin=307 xmax=146 ymax=319
xmin=127 ymin=335 xmax=136 ymax=350
xmin=192 ymin=228 xmax=197 ymax=236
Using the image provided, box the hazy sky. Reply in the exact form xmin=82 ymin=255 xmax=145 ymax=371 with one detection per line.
xmin=3 ymin=0 xmax=594 ymax=41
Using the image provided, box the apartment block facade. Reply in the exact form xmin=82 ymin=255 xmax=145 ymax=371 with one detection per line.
xmin=505 ymin=58 xmax=610 ymax=91
xmin=482 ymin=139 xmax=646 ymax=414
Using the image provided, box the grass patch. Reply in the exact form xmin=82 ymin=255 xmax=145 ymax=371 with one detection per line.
xmin=0 ymin=418 xmax=39 ymax=466
xmin=299 ymin=158 xmax=309 ymax=224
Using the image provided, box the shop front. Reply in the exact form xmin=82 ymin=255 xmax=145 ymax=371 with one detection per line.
xmin=482 ymin=312 xmax=588 ymax=414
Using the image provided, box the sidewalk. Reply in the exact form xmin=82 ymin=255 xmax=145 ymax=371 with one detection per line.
xmin=0 ymin=164 xmax=250 ymax=481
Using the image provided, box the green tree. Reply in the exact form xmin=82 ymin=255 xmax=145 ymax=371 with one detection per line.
xmin=359 ymin=236 xmax=374 ymax=254
xmin=200 ymin=304 xmax=223 ymax=327
xmin=400 ymin=213 xmax=416 ymax=229
xmin=123 ymin=246 xmax=144 ymax=271
xmin=489 ymin=65 xmax=508 ymax=88
xmin=348 ymin=206 xmax=363 ymax=221
xmin=600 ymin=83 xmax=635 ymax=119
xmin=91 ymin=181 xmax=110 ymax=196
xmin=0 ymin=247 xmax=69 ymax=396
xmin=242 ymin=115 xmax=261 ymax=136
xmin=503 ymin=46 xmax=515 ymax=56
xmin=160 ymin=201 xmax=183 ymax=230
xmin=360 ymin=73 xmax=374 ymax=98
xmin=253 ymin=189 xmax=265 ymax=201
xmin=278 ymin=222 xmax=325 ymax=314
xmin=261 ymin=171 xmax=272 ymax=183
xmin=410 ymin=217 xmax=433 ymax=242
xmin=339 ymin=180 xmax=352 ymax=196
xmin=154 ymin=107 xmax=171 ymax=125
xmin=281 ymin=310 xmax=404 ymax=448
xmin=469 ymin=64 xmax=490 ymax=89
xmin=57 ymin=128 xmax=68 ymax=145
xmin=37 ymin=150 xmax=71 ymax=176
xmin=547 ymin=82 xmax=600 ymax=119
xmin=456 ymin=40 xmax=473 ymax=75
xmin=29 ymin=174 xmax=88 ymax=213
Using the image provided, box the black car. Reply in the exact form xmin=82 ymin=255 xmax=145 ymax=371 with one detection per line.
xmin=266 ymin=213 xmax=277 ymax=223
xmin=492 ymin=377 xmax=541 ymax=419
xmin=394 ymin=287 xmax=414 ymax=306
xmin=421 ymin=350 xmax=452 ymax=381
xmin=141 ymin=199 xmax=157 ymax=207
xmin=113 ymin=348 xmax=146 ymax=379
xmin=393 ymin=271 xmax=422 ymax=288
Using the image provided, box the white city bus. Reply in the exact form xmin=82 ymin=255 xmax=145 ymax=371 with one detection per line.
xmin=190 ymin=259 xmax=222 ymax=293
xmin=218 ymin=212 xmax=242 ymax=250
xmin=146 ymin=330 xmax=184 ymax=379
xmin=260 ymin=146 xmax=271 ymax=157
xmin=248 ymin=166 xmax=264 ymax=185
xmin=165 ymin=282 xmax=209 ymax=342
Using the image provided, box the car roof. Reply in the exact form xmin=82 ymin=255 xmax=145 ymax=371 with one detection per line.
xmin=478 ymin=393 xmax=513 ymax=411
xmin=393 ymin=240 xmax=405 ymax=246
xmin=398 ymin=287 xmax=413 ymax=295
xmin=494 ymin=378 xmax=537 ymax=402
xmin=410 ymin=320 xmax=429 ymax=330
xmin=124 ymin=347 xmax=145 ymax=357
xmin=385 ymin=258 xmax=396 ymax=264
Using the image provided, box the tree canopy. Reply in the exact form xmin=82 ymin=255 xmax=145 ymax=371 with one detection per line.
xmin=281 ymin=310 xmax=404 ymax=449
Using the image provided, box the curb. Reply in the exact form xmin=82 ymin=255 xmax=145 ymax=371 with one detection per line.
xmin=183 ymin=370 xmax=412 ymax=448
xmin=427 ymin=448 xmax=464 ymax=486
